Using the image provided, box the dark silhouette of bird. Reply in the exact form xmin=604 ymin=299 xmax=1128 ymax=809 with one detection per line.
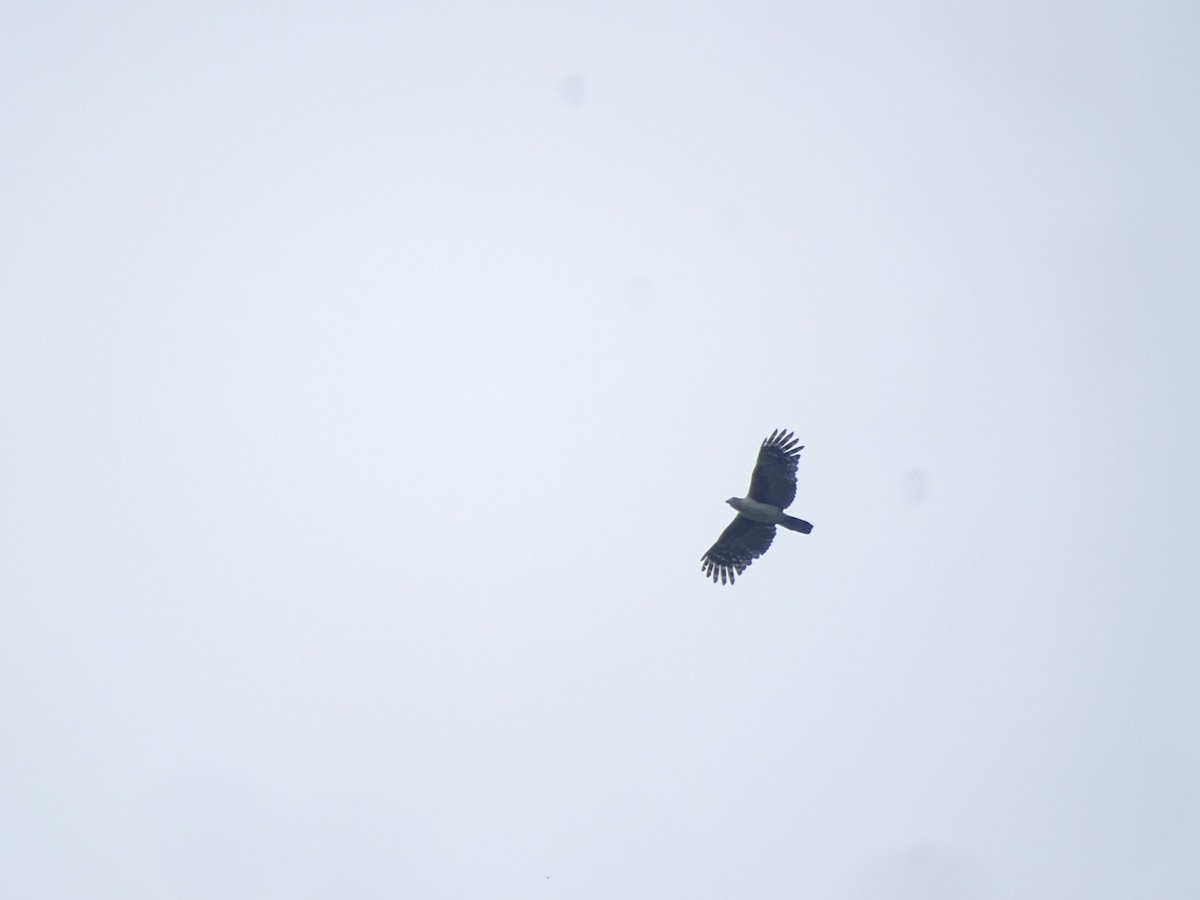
xmin=701 ymin=429 xmax=813 ymax=584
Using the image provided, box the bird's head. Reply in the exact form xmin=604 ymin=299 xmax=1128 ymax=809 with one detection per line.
xmin=726 ymin=497 xmax=742 ymax=510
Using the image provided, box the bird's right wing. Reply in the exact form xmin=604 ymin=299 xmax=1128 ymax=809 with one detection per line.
xmin=701 ymin=515 xmax=776 ymax=585
xmin=747 ymin=429 xmax=803 ymax=508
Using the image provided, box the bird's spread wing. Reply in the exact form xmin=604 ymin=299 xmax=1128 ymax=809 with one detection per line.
xmin=747 ymin=429 xmax=803 ymax=508
xmin=701 ymin=516 xmax=776 ymax=585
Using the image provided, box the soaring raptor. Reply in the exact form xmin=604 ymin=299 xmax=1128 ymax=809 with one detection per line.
xmin=701 ymin=429 xmax=813 ymax=584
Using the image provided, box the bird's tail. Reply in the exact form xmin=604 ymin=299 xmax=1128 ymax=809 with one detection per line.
xmin=780 ymin=514 xmax=813 ymax=534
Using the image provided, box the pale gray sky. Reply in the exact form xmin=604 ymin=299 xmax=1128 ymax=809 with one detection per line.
xmin=3 ymin=2 xmax=1199 ymax=898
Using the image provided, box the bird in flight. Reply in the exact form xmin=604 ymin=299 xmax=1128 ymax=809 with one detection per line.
xmin=701 ymin=429 xmax=813 ymax=584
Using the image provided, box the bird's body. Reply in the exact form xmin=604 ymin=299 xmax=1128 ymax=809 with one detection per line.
xmin=727 ymin=496 xmax=789 ymax=523
xmin=701 ymin=429 xmax=813 ymax=584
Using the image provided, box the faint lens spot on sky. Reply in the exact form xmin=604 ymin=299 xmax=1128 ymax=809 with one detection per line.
xmin=1 ymin=2 xmax=102 ymax=66
xmin=557 ymin=74 xmax=587 ymax=109
xmin=840 ymin=844 xmax=986 ymax=900
xmin=904 ymin=468 xmax=929 ymax=504
xmin=1075 ymin=746 xmax=1195 ymax=872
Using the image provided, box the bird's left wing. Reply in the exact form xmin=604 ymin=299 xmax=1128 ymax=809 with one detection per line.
xmin=701 ymin=515 xmax=776 ymax=585
xmin=747 ymin=429 xmax=803 ymax=508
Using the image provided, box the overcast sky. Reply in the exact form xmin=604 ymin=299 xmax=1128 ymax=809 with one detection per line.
xmin=3 ymin=2 xmax=1199 ymax=898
